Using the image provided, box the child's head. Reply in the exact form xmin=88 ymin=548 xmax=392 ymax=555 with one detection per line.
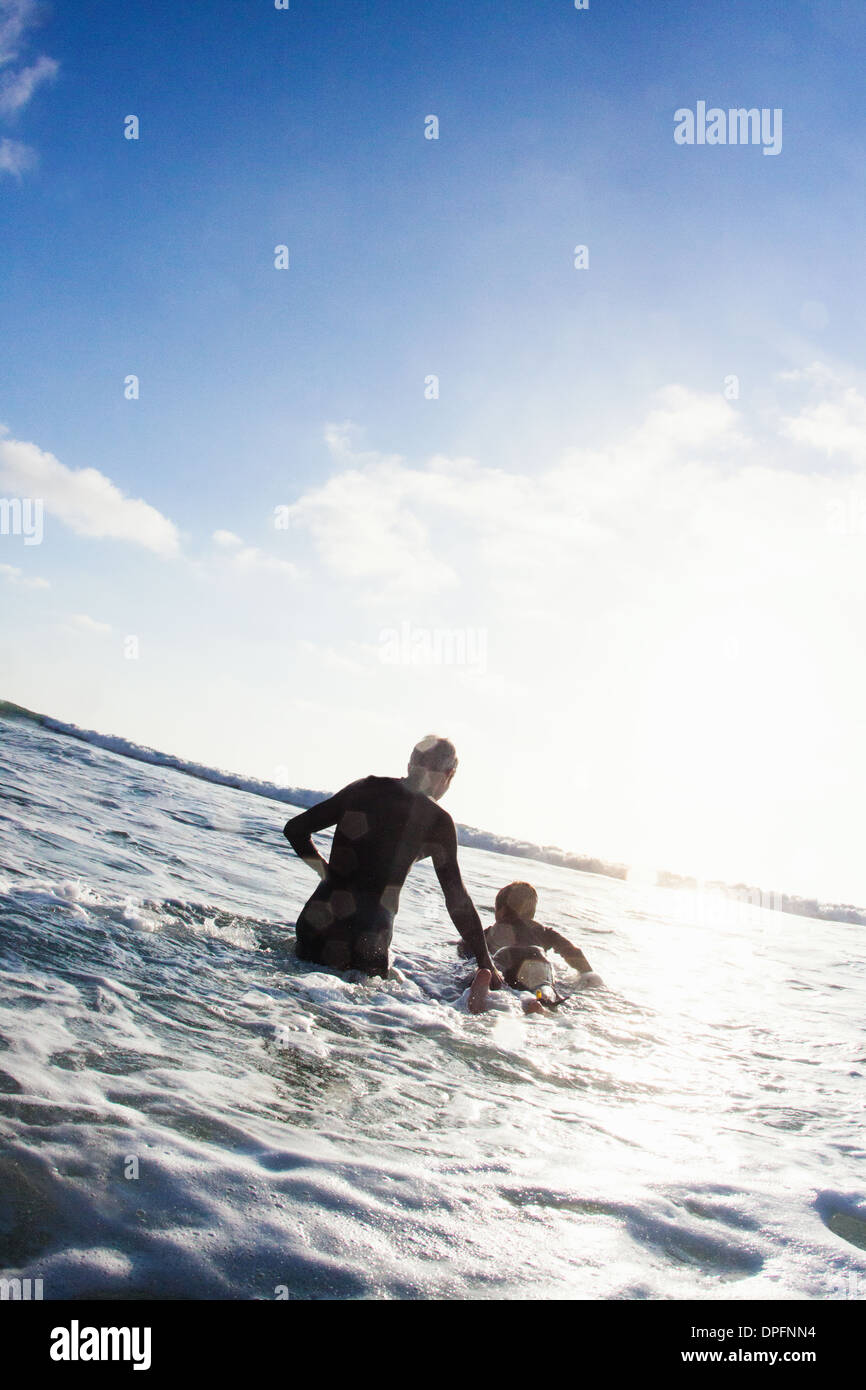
xmin=494 ymin=881 xmax=538 ymax=924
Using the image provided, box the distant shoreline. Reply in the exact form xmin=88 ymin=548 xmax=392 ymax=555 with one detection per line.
xmin=2 ymin=698 xmax=863 ymax=929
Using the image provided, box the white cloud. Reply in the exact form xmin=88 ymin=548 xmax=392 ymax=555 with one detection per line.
xmin=0 ymin=0 xmax=38 ymax=66
xmin=0 ymin=560 xmax=48 ymax=588
xmin=231 ymin=545 xmax=297 ymax=578
xmin=70 ymin=613 xmax=111 ymax=636
xmin=209 ymin=529 xmax=297 ymax=579
xmin=0 ymin=436 xmax=181 ymax=555
xmin=0 ymin=133 xmax=34 ymax=173
xmin=629 ymin=382 xmax=745 ymax=460
xmin=291 ymin=375 xmax=866 ymax=620
xmin=0 ymin=0 xmax=57 ymax=176
xmin=286 ymin=388 xmax=747 ymax=603
xmin=780 ymin=367 xmax=866 ymax=462
xmin=285 ymin=459 xmax=458 ymax=597
xmin=0 ymin=51 xmax=56 ymax=115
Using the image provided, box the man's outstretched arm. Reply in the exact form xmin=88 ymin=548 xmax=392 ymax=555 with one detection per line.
xmin=431 ymin=821 xmax=503 ymax=986
xmin=283 ymin=787 xmax=349 ymax=881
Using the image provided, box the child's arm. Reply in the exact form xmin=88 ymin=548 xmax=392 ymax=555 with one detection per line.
xmin=533 ymin=923 xmax=593 ymax=974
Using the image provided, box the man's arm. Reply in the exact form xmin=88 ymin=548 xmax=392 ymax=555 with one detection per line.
xmin=431 ymin=818 xmax=503 ymax=986
xmin=283 ymin=786 xmax=350 ymax=881
xmin=456 ymin=926 xmax=489 ymax=960
xmin=535 ymin=923 xmax=593 ymax=973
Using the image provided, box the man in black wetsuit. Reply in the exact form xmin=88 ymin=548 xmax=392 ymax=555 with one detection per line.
xmin=283 ymin=735 xmax=504 ymax=985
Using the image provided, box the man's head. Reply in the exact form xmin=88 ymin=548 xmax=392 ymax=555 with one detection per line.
xmin=407 ymin=734 xmax=458 ymax=800
xmin=494 ymin=881 xmax=538 ymax=924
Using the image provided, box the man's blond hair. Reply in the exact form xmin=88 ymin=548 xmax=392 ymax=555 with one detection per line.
xmin=409 ymin=735 xmax=458 ymax=773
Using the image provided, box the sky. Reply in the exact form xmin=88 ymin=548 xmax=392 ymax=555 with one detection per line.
xmin=1 ymin=0 xmax=866 ymax=905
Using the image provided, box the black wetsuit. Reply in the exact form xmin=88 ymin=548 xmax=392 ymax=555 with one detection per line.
xmin=284 ymin=776 xmax=486 ymax=977
xmin=457 ymin=914 xmax=588 ymax=969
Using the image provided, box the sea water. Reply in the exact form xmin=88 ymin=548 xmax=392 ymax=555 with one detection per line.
xmin=0 ymin=711 xmax=864 ymax=1300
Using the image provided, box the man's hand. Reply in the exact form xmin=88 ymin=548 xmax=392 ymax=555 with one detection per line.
xmin=283 ymin=794 xmax=346 ymax=881
xmin=297 ymin=846 xmax=329 ymax=881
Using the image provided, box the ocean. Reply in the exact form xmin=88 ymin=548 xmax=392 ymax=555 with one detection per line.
xmin=0 ymin=707 xmax=864 ymax=1300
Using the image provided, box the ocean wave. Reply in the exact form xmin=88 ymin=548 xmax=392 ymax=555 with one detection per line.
xmin=0 ymin=700 xmax=328 ymax=812
xmin=3 ymin=699 xmax=864 ymax=926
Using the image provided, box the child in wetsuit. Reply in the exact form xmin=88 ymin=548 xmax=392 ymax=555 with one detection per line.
xmin=459 ymin=880 xmax=602 ymax=1015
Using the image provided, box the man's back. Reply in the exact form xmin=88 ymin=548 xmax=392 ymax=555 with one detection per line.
xmin=305 ymin=776 xmax=449 ymax=904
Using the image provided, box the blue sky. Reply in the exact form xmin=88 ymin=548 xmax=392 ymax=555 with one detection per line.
xmin=2 ymin=0 xmax=866 ymax=904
